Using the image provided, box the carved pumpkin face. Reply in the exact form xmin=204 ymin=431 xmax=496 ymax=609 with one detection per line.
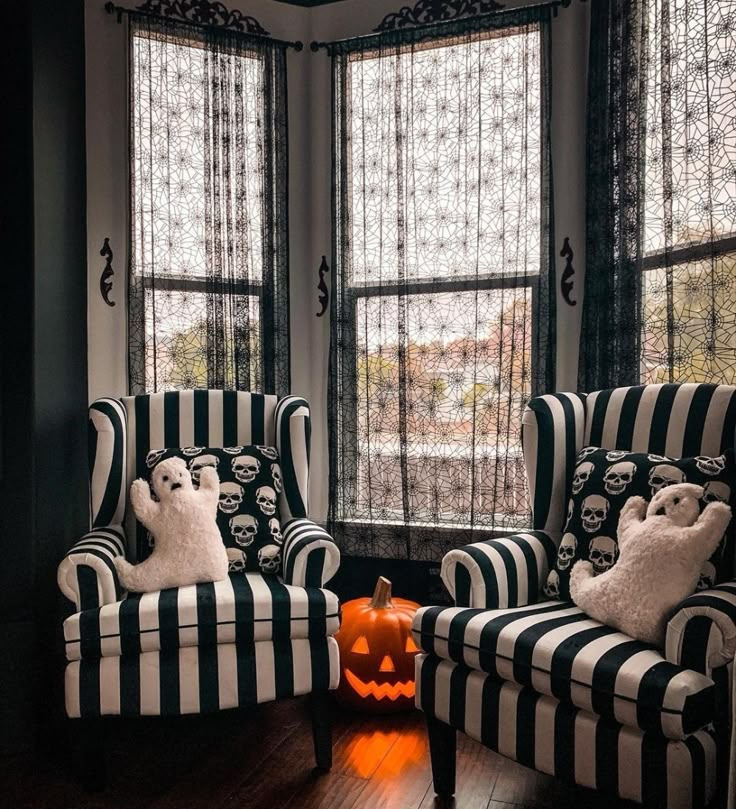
xmin=335 ymin=577 xmax=420 ymax=713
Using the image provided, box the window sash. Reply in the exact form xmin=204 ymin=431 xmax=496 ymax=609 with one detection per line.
xmin=640 ymin=235 xmax=736 ymax=272
xmin=140 ymin=274 xmax=263 ymax=299
xmin=335 ymin=277 xmax=537 ymax=527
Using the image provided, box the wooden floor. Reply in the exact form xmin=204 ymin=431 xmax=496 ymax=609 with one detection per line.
xmin=1 ymin=698 xmax=644 ymax=809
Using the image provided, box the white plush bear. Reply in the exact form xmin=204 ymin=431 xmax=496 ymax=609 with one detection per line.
xmin=570 ymin=483 xmax=731 ymax=647
xmin=114 ymin=457 xmax=228 ymax=593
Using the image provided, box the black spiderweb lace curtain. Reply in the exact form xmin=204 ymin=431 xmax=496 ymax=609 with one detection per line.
xmin=128 ymin=14 xmax=289 ymax=395
xmin=580 ymin=0 xmax=736 ymax=391
xmin=328 ymin=8 xmax=555 ymax=562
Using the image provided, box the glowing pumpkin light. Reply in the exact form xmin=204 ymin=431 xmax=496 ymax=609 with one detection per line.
xmin=335 ymin=576 xmax=421 ymax=713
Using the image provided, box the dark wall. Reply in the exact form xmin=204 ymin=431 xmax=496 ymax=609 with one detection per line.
xmin=0 ymin=0 xmax=88 ymax=756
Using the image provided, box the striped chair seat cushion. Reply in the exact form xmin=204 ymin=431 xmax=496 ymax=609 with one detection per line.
xmin=413 ymin=602 xmax=716 ymax=739
xmin=65 ymin=573 xmax=340 ymax=661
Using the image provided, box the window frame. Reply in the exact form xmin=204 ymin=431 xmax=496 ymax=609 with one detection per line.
xmin=333 ymin=23 xmax=545 ymax=532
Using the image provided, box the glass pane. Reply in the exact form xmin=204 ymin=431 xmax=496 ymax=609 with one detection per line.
xmin=354 ymin=288 xmax=531 ymax=527
xmin=644 ymin=2 xmax=736 ymax=254
xmin=348 ymin=28 xmax=542 ymax=283
xmin=131 ymin=34 xmax=265 ymax=281
xmin=641 ymin=254 xmax=736 ymax=383
xmin=143 ymin=289 xmax=261 ymax=390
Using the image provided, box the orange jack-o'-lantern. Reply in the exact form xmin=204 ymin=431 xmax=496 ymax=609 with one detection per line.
xmin=335 ymin=577 xmax=421 ymax=713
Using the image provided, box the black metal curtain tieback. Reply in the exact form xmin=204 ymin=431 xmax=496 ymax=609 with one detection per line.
xmin=560 ymin=237 xmax=576 ymax=307
xmin=316 ymin=256 xmax=329 ymax=318
xmin=99 ymin=237 xmax=115 ymax=307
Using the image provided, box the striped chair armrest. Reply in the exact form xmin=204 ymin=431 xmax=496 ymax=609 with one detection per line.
xmin=665 ymin=582 xmax=736 ymax=675
xmin=57 ymin=526 xmax=127 ymax=612
xmin=281 ymin=519 xmax=340 ymax=589
xmin=441 ymin=531 xmax=561 ymax=609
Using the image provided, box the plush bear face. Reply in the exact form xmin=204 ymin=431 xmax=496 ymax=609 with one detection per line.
xmin=646 ymin=483 xmax=704 ymax=527
xmin=151 ymin=457 xmax=193 ymax=500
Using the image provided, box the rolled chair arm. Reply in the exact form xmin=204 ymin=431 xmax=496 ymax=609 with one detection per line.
xmin=665 ymin=582 xmax=736 ymax=675
xmin=441 ymin=531 xmax=561 ymax=609
xmin=57 ymin=526 xmax=127 ymax=611
xmin=281 ymin=518 xmax=340 ymax=589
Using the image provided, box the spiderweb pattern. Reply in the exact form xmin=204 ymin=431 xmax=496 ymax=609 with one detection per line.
xmin=582 ymin=1 xmax=736 ymax=390
xmin=329 ymin=11 xmax=555 ymax=561
xmin=129 ymin=15 xmax=289 ymax=395
xmin=641 ymin=1 xmax=736 ymax=384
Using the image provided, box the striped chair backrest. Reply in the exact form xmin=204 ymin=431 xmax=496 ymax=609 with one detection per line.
xmin=88 ymin=391 xmax=311 ymax=560
xmin=523 ymin=383 xmax=736 ymax=534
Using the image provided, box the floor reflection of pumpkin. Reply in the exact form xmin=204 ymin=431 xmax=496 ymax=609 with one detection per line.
xmin=346 ymin=719 xmax=427 ymax=779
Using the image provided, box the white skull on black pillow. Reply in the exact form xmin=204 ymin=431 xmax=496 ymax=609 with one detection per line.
xmin=602 ymin=462 xmax=637 ymax=496
xmin=256 ymin=486 xmax=277 ymax=516
xmin=268 ymin=517 xmax=282 ymax=544
xmin=605 ymin=450 xmax=629 ymax=462
xmin=222 ymin=446 xmax=244 ymax=455
xmin=544 ymin=570 xmax=560 ymax=599
xmin=189 ymin=454 xmax=219 ymax=485
xmin=181 ymin=446 xmax=204 ymax=457
xmin=258 ymin=543 xmax=281 ymax=573
xmin=648 ymin=464 xmax=686 ymax=495
xmin=572 ymin=462 xmax=594 ymax=495
xmin=271 ymin=463 xmax=282 ymax=494
xmin=578 ymin=447 xmax=598 ymax=461
xmin=695 ymin=455 xmax=727 ymax=476
xmin=581 ymin=494 xmax=610 ymax=533
xmin=226 ymin=547 xmax=247 ymax=572
xmin=230 ymin=514 xmax=258 ymax=546
xmin=257 ymin=446 xmax=278 ymax=461
xmin=564 ymin=498 xmax=575 ymax=530
xmin=556 ymin=533 xmax=577 ymax=571
xmin=146 ymin=448 xmax=166 ymax=468
xmin=218 ymin=482 xmax=244 ymax=514
xmin=232 ymin=455 xmax=260 ymax=484
xmin=589 ymin=536 xmax=617 ymax=574
xmin=703 ymin=480 xmax=731 ymax=504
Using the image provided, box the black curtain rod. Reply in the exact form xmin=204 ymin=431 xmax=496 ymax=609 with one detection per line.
xmin=311 ymin=0 xmax=580 ymax=54
xmin=104 ymin=2 xmax=304 ymax=51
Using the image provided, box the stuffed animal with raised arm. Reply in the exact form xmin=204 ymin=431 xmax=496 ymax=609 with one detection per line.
xmin=114 ymin=457 xmax=228 ymax=593
xmin=570 ymin=483 xmax=731 ymax=646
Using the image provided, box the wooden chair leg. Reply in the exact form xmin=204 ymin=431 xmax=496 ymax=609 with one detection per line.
xmin=426 ymin=714 xmax=456 ymax=798
xmin=309 ymin=691 xmax=333 ymax=771
xmin=73 ymin=718 xmax=107 ymax=792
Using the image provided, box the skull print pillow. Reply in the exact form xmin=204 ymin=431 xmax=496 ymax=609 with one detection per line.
xmin=143 ymin=446 xmax=284 ymax=575
xmin=544 ymin=446 xmax=736 ymax=601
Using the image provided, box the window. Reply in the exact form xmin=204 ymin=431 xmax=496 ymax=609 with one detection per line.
xmin=128 ymin=21 xmax=289 ymax=394
xmin=330 ymin=15 xmax=553 ymax=554
xmin=641 ymin=1 xmax=736 ymax=383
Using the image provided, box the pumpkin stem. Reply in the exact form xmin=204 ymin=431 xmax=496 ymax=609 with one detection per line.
xmin=369 ymin=576 xmax=394 ymax=609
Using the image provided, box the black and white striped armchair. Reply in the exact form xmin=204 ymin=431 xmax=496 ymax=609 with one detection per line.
xmin=414 ymin=383 xmax=736 ymax=809
xmin=57 ymin=391 xmax=340 ymax=782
